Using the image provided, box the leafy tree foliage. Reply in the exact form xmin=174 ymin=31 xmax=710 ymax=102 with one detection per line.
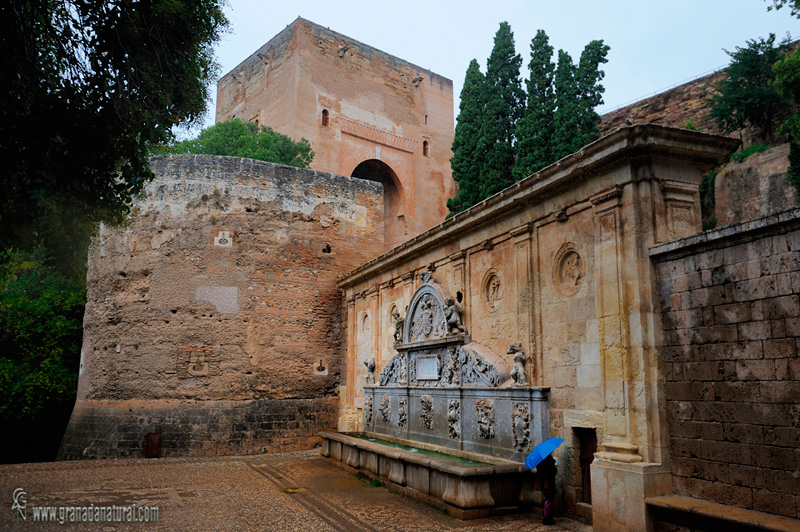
xmin=773 ymin=47 xmax=800 ymax=139
xmin=0 ymin=0 xmax=227 ymax=462
xmin=478 ymin=22 xmax=525 ymax=197
xmin=709 ymin=34 xmax=789 ymax=142
xmin=766 ymin=0 xmax=800 ymax=17
xmin=448 ymin=60 xmax=486 ymax=213
xmin=514 ymin=30 xmax=556 ymax=180
xmin=0 ymin=250 xmax=85 ymax=462
xmin=154 ymin=119 xmax=315 ymax=168
xmin=0 ymin=0 xmax=228 ymax=277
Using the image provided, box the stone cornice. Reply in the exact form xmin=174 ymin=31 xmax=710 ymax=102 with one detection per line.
xmin=338 ymin=125 xmax=739 ymax=289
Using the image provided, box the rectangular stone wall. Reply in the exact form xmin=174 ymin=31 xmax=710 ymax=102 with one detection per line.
xmin=59 ymin=398 xmax=337 ymax=459
xmin=651 ymin=209 xmax=800 ymax=519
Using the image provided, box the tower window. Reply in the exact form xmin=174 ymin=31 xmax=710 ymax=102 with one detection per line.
xmin=321 ymin=109 xmax=329 ymax=127
xmin=425 ymin=114 xmax=428 ymax=125
xmin=422 ymin=140 xmax=429 ymax=157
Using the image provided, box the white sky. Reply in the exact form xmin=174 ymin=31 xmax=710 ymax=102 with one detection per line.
xmin=198 ymin=0 xmax=800 ymax=131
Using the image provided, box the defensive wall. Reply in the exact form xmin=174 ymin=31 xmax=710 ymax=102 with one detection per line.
xmin=650 ymin=209 xmax=800 ymax=525
xmin=216 ymin=17 xmax=456 ymax=251
xmin=59 ymin=154 xmax=384 ymax=459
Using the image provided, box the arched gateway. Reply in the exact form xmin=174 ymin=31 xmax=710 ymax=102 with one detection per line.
xmin=352 ymin=159 xmax=406 ymax=250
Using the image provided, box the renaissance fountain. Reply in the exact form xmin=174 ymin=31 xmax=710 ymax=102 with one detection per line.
xmin=322 ymin=272 xmax=551 ymax=518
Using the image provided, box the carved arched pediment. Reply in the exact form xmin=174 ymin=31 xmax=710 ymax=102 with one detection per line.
xmin=402 ymin=278 xmax=453 ymax=344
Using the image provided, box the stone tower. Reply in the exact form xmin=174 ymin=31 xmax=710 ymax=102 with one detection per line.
xmin=216 ymin=17 xmax=456 ymax=251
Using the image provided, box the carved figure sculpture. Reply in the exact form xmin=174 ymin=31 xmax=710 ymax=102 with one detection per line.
xmin=398 ymin=398 xmax=408 ymax=428
xmin=508 ymin=343 xmax=529 ymax=386
xmin=364 ymin=357 xmax=376 ymax=385
xmin=391 ymin=307 xmax=404 ymax=345
xmin=420 ymin=395 xmax=434 ymax=430
xmin=379 ymin=394 xmax=391 ymax=422
xmin=444 ymin=297 xmax=465 ymax=335
xmin=364 ymin=396 xmax=373 ymax=426
xmin=442 ymin=347 xmax=459 ymax=386
xmin=448 ymin=399 xmax=460 ymax=439
xmin=512 ymin=402 xmax=530 ymax=452
xmin=475 ymin=398 xmax=495 ymax=439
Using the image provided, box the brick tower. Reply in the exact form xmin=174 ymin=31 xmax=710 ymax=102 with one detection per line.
xmin=216 ymin=17 xmax=456 ymax=251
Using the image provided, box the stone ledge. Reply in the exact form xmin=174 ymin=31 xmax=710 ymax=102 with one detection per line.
xmin=647 ymin=494 xmax=800 ymax=532
xmin=650 ymin=208 xmax=800 ymax=262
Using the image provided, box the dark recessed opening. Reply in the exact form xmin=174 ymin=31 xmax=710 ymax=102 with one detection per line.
xmin=322 ymin=244 xmax=332 ymax=253
xmin=574 ymin=427 xmax=597 ymax=505
xmin=422 ymin=140 xmax=429 ymax=157
xmin=316 ymin=359 xmax=326 ymax=372
xmin=321 ymin=109 xmax=329 ymax=127
xmin=456 ymin=291 xmax=463 ymax=303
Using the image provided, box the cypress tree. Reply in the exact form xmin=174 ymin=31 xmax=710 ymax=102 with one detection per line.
xmin=553 ymin=50 xmax=581 ymax=160
xmin=478 ymin=22 xmax=525 ymax=197
xmin=514 ymin=29 xmax=556 ymax=180
xmin=447 ymin=59 xmax=486 ymax=214
xmin=575 ymin=40 xmax=610 ymax=149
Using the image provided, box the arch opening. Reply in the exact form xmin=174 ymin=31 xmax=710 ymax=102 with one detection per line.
xmin=351 ymin=159 xmax=405 ymax=250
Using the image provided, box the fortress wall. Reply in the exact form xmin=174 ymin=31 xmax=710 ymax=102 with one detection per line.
xmin=651 ymin=209 xmax=800 ymax=520
xmin=59 ymin=154 xmax=383 ymax=459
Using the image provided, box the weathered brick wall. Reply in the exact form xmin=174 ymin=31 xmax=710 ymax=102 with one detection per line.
xmin=651 ymin=209 xmax=800 ymax=519
xmin=59 ymin=154 xmax=383 ymax=459
xmin=600 ymin=70 xmax=791 ymax=149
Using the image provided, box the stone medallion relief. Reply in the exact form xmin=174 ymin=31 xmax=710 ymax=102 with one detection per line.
xmin=420 ymin=395 xmax=434 ymax=430
xmin=553 ymin=243 xmax=585 ymax=297
xmin=448 ymin=399 xmax=461 ymax=439
xmin=476 ymin=398 xmax=495 ymax=439
xmin=481 ymin=269 xmax=503 ymax=312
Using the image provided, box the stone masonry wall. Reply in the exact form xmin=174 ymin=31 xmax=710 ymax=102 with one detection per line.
xmin=59 ymin=154 xmax=383 ymax=459
xmin=651 ymin=209 xmax=800 ymax=519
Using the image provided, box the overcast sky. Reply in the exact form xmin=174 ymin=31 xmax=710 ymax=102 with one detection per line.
xmin=198 ymin=0 xmax=800 ymax=132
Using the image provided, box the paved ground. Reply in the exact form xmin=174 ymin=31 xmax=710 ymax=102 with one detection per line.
xmin=0 ymin=450 xmax=591 ymax=531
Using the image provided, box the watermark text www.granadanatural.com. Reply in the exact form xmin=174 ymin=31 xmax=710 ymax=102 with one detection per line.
xmin=13 ymin=488 xmax=159 ymax=525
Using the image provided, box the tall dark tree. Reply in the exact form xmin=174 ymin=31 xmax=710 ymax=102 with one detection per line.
xmin=0 ymin=0 xmax=229 ymax=278
xmin=575 ymin=40 xmax=610 ymax=148
xmin=448 ymin=60 xmax=486 ymax=214
xmin=553 ymin=50 xmax=582 ymax=160
xmin=514 ymin=30 xmax=556 ymax=180
xmin=709 ymin=34 xmax=788 ymax=142
xmin=478 ymin=22 xmax=525 ymax=197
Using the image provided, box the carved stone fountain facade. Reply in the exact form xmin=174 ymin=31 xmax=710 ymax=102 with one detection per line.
xmin=329 ymin=126 xmax=740 ymax=529
xmin=364 ymin=273 xmax=550 ymax=461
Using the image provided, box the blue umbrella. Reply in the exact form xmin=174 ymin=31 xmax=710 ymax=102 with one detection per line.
xmin=524 ymin=438 xmax=565 ymax=470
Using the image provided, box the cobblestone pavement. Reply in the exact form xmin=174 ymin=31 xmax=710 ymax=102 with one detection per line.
xmin=0 ymin=450 xmax=591 ymax=531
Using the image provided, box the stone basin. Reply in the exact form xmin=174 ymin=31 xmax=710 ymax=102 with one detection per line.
xmin=320 ymin=431 xmax=539 ymax=519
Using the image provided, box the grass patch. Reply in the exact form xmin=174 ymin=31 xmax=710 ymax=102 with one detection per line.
xmin=369 ymin=478 xmax=381 ymax=487
xmin=282 ymin=487 xmax=303 ymax=494
xmin=730 ymin=144 xmax=770 ymax=162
